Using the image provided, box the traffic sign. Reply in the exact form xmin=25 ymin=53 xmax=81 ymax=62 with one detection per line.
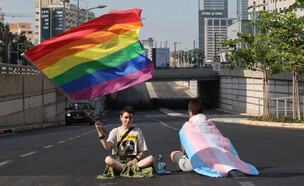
xmin=213 ymin=62 xmax=221 ymax=71
xmin=295 ymin=32 xmax=301 ymax=40
xmin=214 ymin=56 xmax=220 ymax=62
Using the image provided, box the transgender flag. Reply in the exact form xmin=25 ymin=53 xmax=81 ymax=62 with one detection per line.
xmin=23 ymin=9 xmax=154 ymax=100
xmin=179 ymin=114 xmax=259 ymax=177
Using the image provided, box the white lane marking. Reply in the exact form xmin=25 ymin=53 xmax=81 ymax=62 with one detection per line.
xmin=58 ymin=140 xmax=66 ymax=144
xmin=0 ymin=133 xmax=16 ymax=137
xmin=146 ymin=82 xmax=158 ymax=99
xmin=76 ymin=135 xmax=81 ymax=138
xmin=160 ymin=121 xmax=179 ymax=131
xmin=43 ymin=145 xmax=54 ymax=149
xmin=20 ymin=151 xmax=37 ymax=157
xmin=158 ymin=108 xmax=188 ymax=118
xmin=82 ymin=130 xmax=98 ymax=136
xmin=0 ymin=160 xmax=13 ymax=167
xmin=68 ymin=137 xmax=74 ymax=140
xmin=239 ymin=181 xmax=255 ymax=186
xmin=145 ymin=114 xmax=180 ymax=131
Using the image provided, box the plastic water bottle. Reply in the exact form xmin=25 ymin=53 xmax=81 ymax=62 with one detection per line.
xmin=157 ymin=155 xmax=166 ymax=174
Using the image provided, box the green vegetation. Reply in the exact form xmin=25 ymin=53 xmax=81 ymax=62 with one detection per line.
xmin=248 ymin=115 xmax=304 ymax=124
xmin=0 ymin=22 xmax=34 ymax=64
xmin=221 ymin=3 xmax=304 ymax=119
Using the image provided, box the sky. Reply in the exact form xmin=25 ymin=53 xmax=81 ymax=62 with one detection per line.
xmin=0 ymin=0 xmax=237 ymax=50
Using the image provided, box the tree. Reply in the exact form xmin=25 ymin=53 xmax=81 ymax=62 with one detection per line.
xmin=187 ymin=48 xmax=204 ymax=67
xmin=221 ymin=30 xmax=281 ymax=118
xmin=0 ymin=22 xmax=34 ymax=64
xmin=11 ymin=33 xmax=34 ymax=65
xmin=260 ymin=10 xmax=304 ymax=119
xmin=221 ymin=8 xmax=304 ymax=119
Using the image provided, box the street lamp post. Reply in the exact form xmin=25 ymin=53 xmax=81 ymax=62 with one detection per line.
xmin=173 ymin=41 xmax=181 ymax=68
xmin=76 ymin=0 xmax=106 ymax=25
xmin=17 ymin=43 xmax=23 ymax=65
xmin=77 ymin=0 xmax=79 ymax=26
xmin=85 ymin=5 xmax=107 ymax=22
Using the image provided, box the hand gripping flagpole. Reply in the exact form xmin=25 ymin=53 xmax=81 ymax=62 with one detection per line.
xmin=73 ymin=101 xmax=108 ymax=134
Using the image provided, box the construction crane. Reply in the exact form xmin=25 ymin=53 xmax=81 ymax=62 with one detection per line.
xmin=3 ymin=13 xmax=34 ymax=18
xmin=0 ymin=8 xmax=34 ymax=22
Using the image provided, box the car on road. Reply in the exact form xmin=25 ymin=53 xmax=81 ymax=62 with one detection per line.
xmin=65 ymin=102 xmax=95 ymax=125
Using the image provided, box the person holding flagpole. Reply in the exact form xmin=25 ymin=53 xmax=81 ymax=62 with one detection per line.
xmin=95 ymin=106 xmax=155 ymax=179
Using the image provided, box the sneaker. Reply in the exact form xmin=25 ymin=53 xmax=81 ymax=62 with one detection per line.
xmin=228 ymin=170 xmax=247 ymax=177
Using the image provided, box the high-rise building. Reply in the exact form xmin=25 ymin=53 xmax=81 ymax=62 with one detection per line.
xmin=198 ymin=0 xmax=228 ymax=50
xmin=268 ymin=0 xmax=304 ymax=17
xmin=247 ymin=0 xmax=268 ymax=20
xmin=204 ymin=18 xmax=234 ymax=63
xmin=34 ymin=0 xmax=95 ymax=45
xmin=237 ymin=0 xmax=248 ymax=21
xmin=141 ymin=37 xmax=154 ymax=60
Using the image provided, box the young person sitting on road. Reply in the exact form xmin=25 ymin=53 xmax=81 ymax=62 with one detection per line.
xmin=170 ymin=99 xmax=259 ymax=177
xmin=95 ymin=106 xmax=155 ymax=179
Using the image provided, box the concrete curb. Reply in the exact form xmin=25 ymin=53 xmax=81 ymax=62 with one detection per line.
xmin=237 ymin=119 xmax=304 ymax=129
xmin=158 ymin=108 xmax=304 ymax=130
xmin=0 ymin=123 xmax=61 ymax=134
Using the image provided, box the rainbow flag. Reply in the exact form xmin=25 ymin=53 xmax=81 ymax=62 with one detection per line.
xmin=179 ymin=114 xmax=259 ymax=177
xmin=22 ymin=9 xmax=154 ymax=100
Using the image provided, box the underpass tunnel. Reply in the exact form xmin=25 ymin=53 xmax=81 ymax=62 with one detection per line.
xmin=106 ymin=80 xmax=220 ymax=112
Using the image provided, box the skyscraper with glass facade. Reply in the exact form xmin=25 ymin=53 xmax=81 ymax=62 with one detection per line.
xmin=198 ymin=0 xmax=228 ymax=50
xmin=237 ymin=0 xmax=248 ymax=21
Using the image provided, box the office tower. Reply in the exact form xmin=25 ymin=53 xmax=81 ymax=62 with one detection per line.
xmin=198 ymin=0 xmax=228 ymax=50
xmin=237 ymin=0 xmax=248 ymax=21
xmin=35 ymin=0 xmax=95 ymax=45
xmin=204 ymin=18 xmax=233 ymax=63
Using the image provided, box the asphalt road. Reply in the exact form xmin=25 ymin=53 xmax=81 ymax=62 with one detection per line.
xmin=1 ymin=82 xmax=304 ymax=186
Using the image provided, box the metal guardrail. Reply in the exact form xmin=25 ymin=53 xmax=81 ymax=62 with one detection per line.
xmin=0 ymin=64 xmax=40 ymax=75
xmin=269 ymin=97 xmax=293 ymax=117
xmin=258 ymin=96 xmax=304 ymax=118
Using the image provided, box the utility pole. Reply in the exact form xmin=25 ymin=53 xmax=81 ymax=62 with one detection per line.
xmin=5 ymin=26 xmax=9 ymax=63
xmin=63 ymin=0 xmax=66 ymax=32
xmin=214 ymin=33 xmax=217 ymax=57
xmin=173 ymin=41 xmax=181 ymax=68
xmin=77 ymin=0 xmax=80 ymax=26
xmin=39 ymin=0 xmax=41 ymax=44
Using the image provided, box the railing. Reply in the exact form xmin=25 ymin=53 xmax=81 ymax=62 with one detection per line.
xmin=269 ymin=97 xmax=293 ymax=118
xmin=0 ymin=64 xmax=40 ymax=75
xmin=258 ymin=97 xmax=304 ymax=118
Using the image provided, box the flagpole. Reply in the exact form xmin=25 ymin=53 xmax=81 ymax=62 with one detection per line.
xmin=73 ymin=102 xmax=108 ymax=134
xmin=21 ymin=52 xmax=108 ymax=134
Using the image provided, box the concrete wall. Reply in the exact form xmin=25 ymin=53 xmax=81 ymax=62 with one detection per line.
xmin=0 ymin=65 xmax=106 ymax=128
xmin=218 ymin=69 xmax=304 ymax=116
xmin=0 ymin=72 xmax=68 ymax=128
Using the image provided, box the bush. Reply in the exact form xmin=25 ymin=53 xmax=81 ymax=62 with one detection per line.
xmin=248 ymin=115 xmax=304 ymax=124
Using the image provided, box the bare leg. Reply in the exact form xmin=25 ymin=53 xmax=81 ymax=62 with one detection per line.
xmin=138 ymin=155 xmax=154 ymax=168
xmin=170 ymin=151 xmax=183 ymax=163
xmin=105 ymin=156 xmax=124 ymax=171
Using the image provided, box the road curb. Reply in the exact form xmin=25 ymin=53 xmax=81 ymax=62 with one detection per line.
xmin=239 ymin=119 xmax=304 ymax=129
xmin=0 ymin=123 xmax=61 ymax=134
xmin=159 ymin=108 xmax=304 ymax=130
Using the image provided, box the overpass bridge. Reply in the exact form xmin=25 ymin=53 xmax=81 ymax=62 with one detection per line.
xmin=0 ymin=64 xmax=220 ymax=128
xmin=151 ymin=67 xmax=219 ymax=81
xmin=0 ymin=64 xmax=219 ymax=81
